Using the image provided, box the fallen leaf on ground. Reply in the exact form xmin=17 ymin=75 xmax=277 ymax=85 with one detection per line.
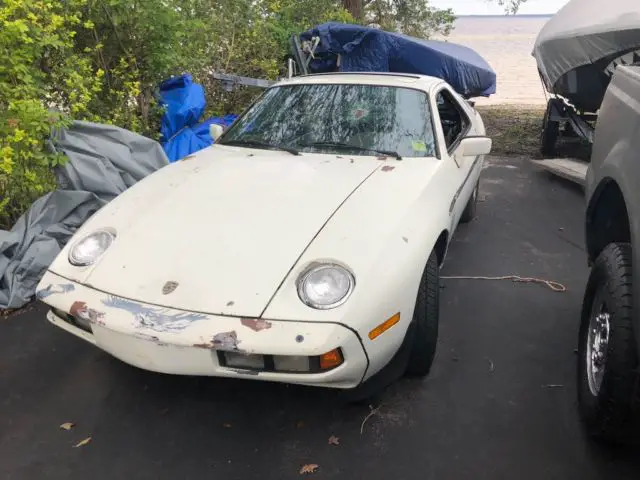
xmin=59 ymin=422 xmax=75 ymax=431
xmin=328 ymin=435 xmax=340 ymax=446
xmin=486 ymin=358 xmax=495 ymax=373
xmin=73 ymin=437 xmax=92 ymax=448
xmin=300 ymin=464 xmax=319 ymax=474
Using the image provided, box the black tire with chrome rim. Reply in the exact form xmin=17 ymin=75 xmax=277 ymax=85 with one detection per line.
xmin=578 ymin=243 xmax=639 ymax=445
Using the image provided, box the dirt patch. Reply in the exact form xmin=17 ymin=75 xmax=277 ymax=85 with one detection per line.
xmin=477 ymin=104 xmax=592 ymax=160
xmin=1 ymin=302 xmax=36 ymax=319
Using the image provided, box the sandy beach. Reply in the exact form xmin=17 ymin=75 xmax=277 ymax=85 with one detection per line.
xmin=435 ymin=15 xmax=551 ymax=105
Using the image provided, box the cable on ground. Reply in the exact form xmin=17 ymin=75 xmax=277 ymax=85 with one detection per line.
xmin=441 ymin=275 xmax=567 ymax=293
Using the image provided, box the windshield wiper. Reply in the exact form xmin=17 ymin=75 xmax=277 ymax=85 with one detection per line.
xmin=220 ymin=139 xmax=300 ymax=156
xmin=300 ymin=142 xmax=402 ymax=160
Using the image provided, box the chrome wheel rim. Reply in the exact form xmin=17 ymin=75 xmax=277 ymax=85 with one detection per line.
xmin=586 ymin=306 xmax=611 ymax=396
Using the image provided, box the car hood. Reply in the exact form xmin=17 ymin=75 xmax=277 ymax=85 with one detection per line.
xmin=51 ymin=145 xmax=382 ymax=317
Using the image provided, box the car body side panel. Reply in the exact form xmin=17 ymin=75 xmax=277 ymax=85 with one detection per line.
xmin=429 ymin=82 xmax=486 ymax=230
xmin=587 ymin=65 xmax=640 ymax=351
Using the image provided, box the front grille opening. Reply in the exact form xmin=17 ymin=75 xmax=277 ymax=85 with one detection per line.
xmin=51 ymin=308 xmax=93 ymax=334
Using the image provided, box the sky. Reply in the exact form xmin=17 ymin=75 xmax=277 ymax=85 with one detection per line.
xmin=430 ymin=0 xmax=570 ymax=15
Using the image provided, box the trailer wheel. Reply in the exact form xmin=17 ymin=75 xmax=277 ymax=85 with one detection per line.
xmin=540 ymin=100 xmax=559 ymax=157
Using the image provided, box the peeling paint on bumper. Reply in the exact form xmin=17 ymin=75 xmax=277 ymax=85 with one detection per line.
xmin=38 ymin=271 xmax=368 ymax=389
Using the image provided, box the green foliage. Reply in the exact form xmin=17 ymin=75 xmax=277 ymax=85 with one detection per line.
xmin=0 ymin=0 xmax=84 ymax=228
xmin=0 ymin=0 xmax=457 ymax=229
xmin=365 ymin=0 xmax=454 ymax=38
xmin=0 ymin=0 xmax=201 ymax=227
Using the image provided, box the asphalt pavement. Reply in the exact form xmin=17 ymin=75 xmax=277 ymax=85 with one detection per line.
xmin=2 ymin=155 xmax=639 ymax=480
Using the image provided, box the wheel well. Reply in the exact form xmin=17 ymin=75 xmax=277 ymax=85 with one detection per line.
xmin=434 ymin=230 xmax=449 ymax=266
xmin=586 ymin=180 xmax=631 ymax=262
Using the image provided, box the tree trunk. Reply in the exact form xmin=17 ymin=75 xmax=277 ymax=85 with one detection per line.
xmin=342 ymin=0 xmax=363 ymax=20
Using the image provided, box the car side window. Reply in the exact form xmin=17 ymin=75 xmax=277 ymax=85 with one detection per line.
xmin=436 ymin=89 xmax=470 ymax=152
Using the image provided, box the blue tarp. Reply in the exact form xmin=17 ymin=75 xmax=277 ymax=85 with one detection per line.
xmin=158 ymin=74 xmax=238 ymax=162
xmin=300 ymin=23 xmax=497 ymax=98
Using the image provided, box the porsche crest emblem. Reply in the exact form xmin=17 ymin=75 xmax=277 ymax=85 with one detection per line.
xmin=162 ymin=281 xmax=179 ymax=295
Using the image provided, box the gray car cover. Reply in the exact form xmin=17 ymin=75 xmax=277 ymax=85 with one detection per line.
xmin=0 ymin=121 xmax=169 ymax=310
xmin=532 ymin=0 xmax=640 ymax=90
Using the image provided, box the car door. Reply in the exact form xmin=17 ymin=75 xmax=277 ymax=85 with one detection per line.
xmin=432 ymin=86 xmax=479 ymax=230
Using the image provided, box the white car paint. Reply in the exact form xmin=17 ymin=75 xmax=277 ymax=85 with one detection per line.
xmin=37 ymin=72 xmax=491 ymax=390
xmin=50 ymin=148 xmax=385 ymax=317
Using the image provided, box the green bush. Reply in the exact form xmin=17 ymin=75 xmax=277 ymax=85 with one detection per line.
xmin=0 ymin=0 xmax=454 ymax=229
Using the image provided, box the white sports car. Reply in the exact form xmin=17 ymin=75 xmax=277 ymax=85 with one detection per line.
xmin=36 ymin=72 xmax=491 ymax=398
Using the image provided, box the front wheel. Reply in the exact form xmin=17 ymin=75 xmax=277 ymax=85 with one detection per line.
xmin=405 ymin=250 xmax=440 ymax=376
xmin=578 ymin=243 xmax=639 ymax=444
xmin=340 ymin=250 xmax=440 ymax=403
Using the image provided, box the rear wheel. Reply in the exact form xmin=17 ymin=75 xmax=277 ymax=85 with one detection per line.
xmin=578 ymin=243 xmax=639 ymax=445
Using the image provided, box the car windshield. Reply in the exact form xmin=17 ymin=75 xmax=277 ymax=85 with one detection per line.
xmin=219 ymin=83 xmax=437 ymax=158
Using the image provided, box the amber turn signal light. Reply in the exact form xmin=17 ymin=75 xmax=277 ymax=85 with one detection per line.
xmin=368 ymin=312 xmax=401 ymax=340
xmin=319 ymin=348 xmax=344 ymax=370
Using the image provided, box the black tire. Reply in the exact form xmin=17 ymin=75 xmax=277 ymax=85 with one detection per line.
xmin=340 ymin=250 xmax=440 ymax=403
xmin=460 ymin=181 xmax=479 ymax=224
xmin=405 ymin=250 xmax=440 ymax=377
xmin=540 ymin=100 xmax=559 ymax=157
xmin=578 ymin=243 xmax=639 ymax=445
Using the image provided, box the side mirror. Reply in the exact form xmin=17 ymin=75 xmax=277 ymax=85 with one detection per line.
xmin=210 ymin=123 xmax=224 ymax=142
xmin=459 ymin=136 xmax=492 ymax=157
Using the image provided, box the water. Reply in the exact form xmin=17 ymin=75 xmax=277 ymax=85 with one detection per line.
xmin=435 ymin=15 xmax=552 ymax=105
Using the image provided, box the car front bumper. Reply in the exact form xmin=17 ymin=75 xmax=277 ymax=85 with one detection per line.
xmin=37 ymin=271 xmax=369 ymax=389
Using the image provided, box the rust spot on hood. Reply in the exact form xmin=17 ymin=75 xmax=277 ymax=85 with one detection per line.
xmin=381 ymin=165 xmax=395 ymax=172
xmin=241 ymin=318 xmax=272 ymax=332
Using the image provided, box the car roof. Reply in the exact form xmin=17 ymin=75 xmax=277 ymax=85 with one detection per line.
xmin=273 ymin=72 xmax=444 ymax=90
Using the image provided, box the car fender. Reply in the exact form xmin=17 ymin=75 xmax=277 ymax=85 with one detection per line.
xmin=586 ymin=143 xmax=639 ymax=253
xmin=263 ymin=161 xmax=452 ymax=380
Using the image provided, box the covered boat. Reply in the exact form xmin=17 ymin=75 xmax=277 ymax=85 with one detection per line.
xmin=533 ymin=0 xmax=640 ymax=113
xmin=297 ymin=22 xmax=496 ymax=99
xmin=532 ymin=0 xmax=640 ymax=156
